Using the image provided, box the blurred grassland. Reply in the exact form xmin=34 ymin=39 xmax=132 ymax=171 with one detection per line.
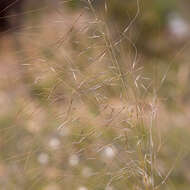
xmin=0 ymin=0 xmax=190 ymax=190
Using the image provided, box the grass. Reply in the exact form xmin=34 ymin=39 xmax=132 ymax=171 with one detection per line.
xmin=0 ymin=1 xmax=190 ymax=190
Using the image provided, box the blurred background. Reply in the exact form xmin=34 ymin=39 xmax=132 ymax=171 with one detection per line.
xmin=1 ymin=0 xmax=190 ymax=189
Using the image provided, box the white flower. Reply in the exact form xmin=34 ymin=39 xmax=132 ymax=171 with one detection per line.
xmin=69 ymin=154 xmax=79 ymax=166
xmin=82 ymin=167 xmax=93 ymax=178
xmin=168 ymin=13 xmax=189 ymax=39
xmin=49 ymin=137 xmax=61 ymax=150
xmin=103 ymin=146 xmax=116 ymax=159
xmin=37 ymin=153 xmax=49 ymax=164
xmin=78 ymin=186 xmax=88 ymax=190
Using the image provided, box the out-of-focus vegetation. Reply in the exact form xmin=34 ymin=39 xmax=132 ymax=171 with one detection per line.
xmin=1 ymin=0 xmax=190 ymax=189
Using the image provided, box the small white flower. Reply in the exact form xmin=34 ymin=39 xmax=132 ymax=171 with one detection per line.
xmin=69 ymin=154 xmax=79 ymax=166
xmin=168 ymin=13 xmax=189 ymax=39
xmin=78 ymin=186 xmax=88 ymax=190
xmin=49 ymin=137 xmax=61 ymax=150
xmin=37 ymin=153 xmax=49 ymax=164
xmin=103 ymin=146 xmax=116 ymax=159
xmin=82 ymin=167 xmax=93 ymax=178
